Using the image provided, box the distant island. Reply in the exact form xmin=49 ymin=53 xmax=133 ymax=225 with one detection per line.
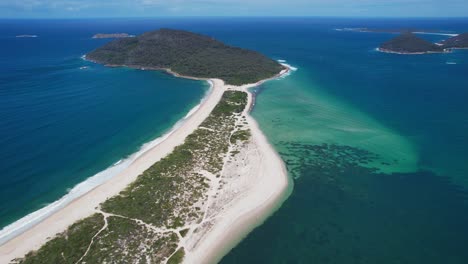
xmin=378 ymin=32 xmax=449 ymax=54
xmin=86 ymin=29 xmax=285 ymax=85
xmin=92 ymin=33 xmax=134 ymax=39
xmin=339 ymin=27 xmax=468 ymax=55
xmin=440 ymin=33 xmax=468 ymax=49
xmin=16 ymin=35 xmax=38 ymax=38
xmin=336 ymin=28 xmax=456 ymax=36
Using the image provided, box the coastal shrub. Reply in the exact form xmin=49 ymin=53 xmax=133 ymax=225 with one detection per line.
xmin=167 ymin=248 xmax=185 ymax=264
xmin=180 ymin=228 xmax=190 ymax=237
xmin=82 ymin=216 xmax=179 ymax=263
xmin=19 ymin=91 xmax=249 ymax=263
xmin=230 ymin=129 xmax=251 ymax=143
xmin=19 ymin=213 xmax=104 ymax=264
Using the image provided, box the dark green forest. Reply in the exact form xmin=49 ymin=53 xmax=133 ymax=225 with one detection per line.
xmin=87 ymin=29 xmax=284 ymax=85
xmin=379 ymin=32 xmax=444 ymax=53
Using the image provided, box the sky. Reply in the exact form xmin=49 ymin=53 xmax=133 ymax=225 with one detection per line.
xmin=0 ymin=0 xmax=467 ymax=18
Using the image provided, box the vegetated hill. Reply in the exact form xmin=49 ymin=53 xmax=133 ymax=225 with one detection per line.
xmin=87 ymin=29 xmax=284 ymax=85
xmin=441 ymin=33 xmax=468 ymax=48
xmin=379 ymin=32 xmax=445 ymax=54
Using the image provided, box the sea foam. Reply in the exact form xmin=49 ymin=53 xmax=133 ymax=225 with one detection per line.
xmin=413 ymin=32 xmax=459 ymax=37
xmin=0 ymin=81 xmax=213 ymax=245
xmin=276 ymin=60 xmax=298 ymax=79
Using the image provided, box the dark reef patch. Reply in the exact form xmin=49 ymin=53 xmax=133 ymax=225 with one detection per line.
xmin=222 ymin=143 xmax=468 ymax=264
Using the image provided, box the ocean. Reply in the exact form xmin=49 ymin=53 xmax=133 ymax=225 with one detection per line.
xmin=217 ymin=18 xmax=468 ymax=263
xmin=0 ymin=19 xmax=208 ymax=240
xmin=1 ymin=18 xmax=468 ymax=263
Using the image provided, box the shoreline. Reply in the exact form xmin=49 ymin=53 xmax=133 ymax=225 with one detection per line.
xmin=0 ymin=75 xmax=224 ymax=262
xmin=0 ymin=83 xmax=211 ymax=247
xmin=0 ymin=60 xmax=293 ymax=263
xmin=185 ymin=67 xmax=293 ymax=263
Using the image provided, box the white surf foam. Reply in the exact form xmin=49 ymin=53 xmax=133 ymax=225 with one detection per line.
xmin=413 ymin=32 xmax=459 ymax=37
xmin=274 ymin=61 xmax=298 ymax=80
xmin=185 ymin=103 xmax=201 ymax=118
xmin=0 ymin=81 xmax=213 ymax=245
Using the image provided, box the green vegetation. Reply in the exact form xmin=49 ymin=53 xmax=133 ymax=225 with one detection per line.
xmin=441 ymin=32 xmax=468 ymax=48
xmin=19 ymin=214 xmax=104 ymax=264
xmin=230 ymin=130 xmax=251 ymax=144
xmin=380 ymin=32 xmax=445 ymax=53
xmin=19 ymin=91 xmax=249 ymax=263
xmin=179 ymin=228 xmax=189 ymax=237
xmin=167 ymin=248 xmax=185 ymax=264
xmin=82 ymin=217 xmax=178 ymax=263
xmin=87 ymin=29 xmax=284 ymax=85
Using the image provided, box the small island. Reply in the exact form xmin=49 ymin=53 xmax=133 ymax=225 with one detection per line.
xmin=92 ymin=33 xmax=134 ymax=39
xmin=86 ymin=29 xmax=285 ymax=85
xmin=378 ymin=32 xmax=448 ymax=54
xmin=339 ymin=27 xmax=468 ymax=55
xmin=440 ymin=32 xmax=468 ymax=49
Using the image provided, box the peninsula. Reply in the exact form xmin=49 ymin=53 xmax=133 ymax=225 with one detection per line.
xmin=441 ymin=32 xmax=468 ymax=49
xmin=1 ymin=29 xmax=290 ymax=264
xmin=378 ymin=32 xmax=448 ymax=54
xmin=92 ymin=33 xmax=134 ymax=39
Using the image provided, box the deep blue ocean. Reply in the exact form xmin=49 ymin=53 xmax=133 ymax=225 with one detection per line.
xmin=1 ymin=18 xmax=468 ymax=263
xmin=0 ymin=19 xmax=210 ymax=230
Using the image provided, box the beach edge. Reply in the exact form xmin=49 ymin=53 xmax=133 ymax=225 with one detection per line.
xmin=0 ymin=63 xmax=292 ymax=264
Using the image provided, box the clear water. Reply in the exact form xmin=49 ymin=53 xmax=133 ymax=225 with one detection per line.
xmin=218 ymin=18 xmax=468 ymax=263
xmin=0 ymin=19 xmax=208 ymax=228
xmin=2 ymin=18 xmax=468 ymax=262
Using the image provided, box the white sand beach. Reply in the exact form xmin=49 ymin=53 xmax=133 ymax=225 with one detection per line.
xmin=182 ymin=71 xmax=292 ymax=263
xmin=0 ymin=67 xmax=291 ymax=263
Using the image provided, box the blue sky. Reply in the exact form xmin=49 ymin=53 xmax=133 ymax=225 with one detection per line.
xmin=1 ymin=0 xmax=467 ymax=18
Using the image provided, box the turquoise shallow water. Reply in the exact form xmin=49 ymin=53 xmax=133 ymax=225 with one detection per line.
xmin=2 ymin=18 xmax=468 ymax=262
xmin=219 ymin=18 xmax=468 ymax=263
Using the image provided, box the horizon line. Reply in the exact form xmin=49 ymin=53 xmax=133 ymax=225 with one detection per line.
xmin=2 ymin=16 xmax=468 ymax=20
